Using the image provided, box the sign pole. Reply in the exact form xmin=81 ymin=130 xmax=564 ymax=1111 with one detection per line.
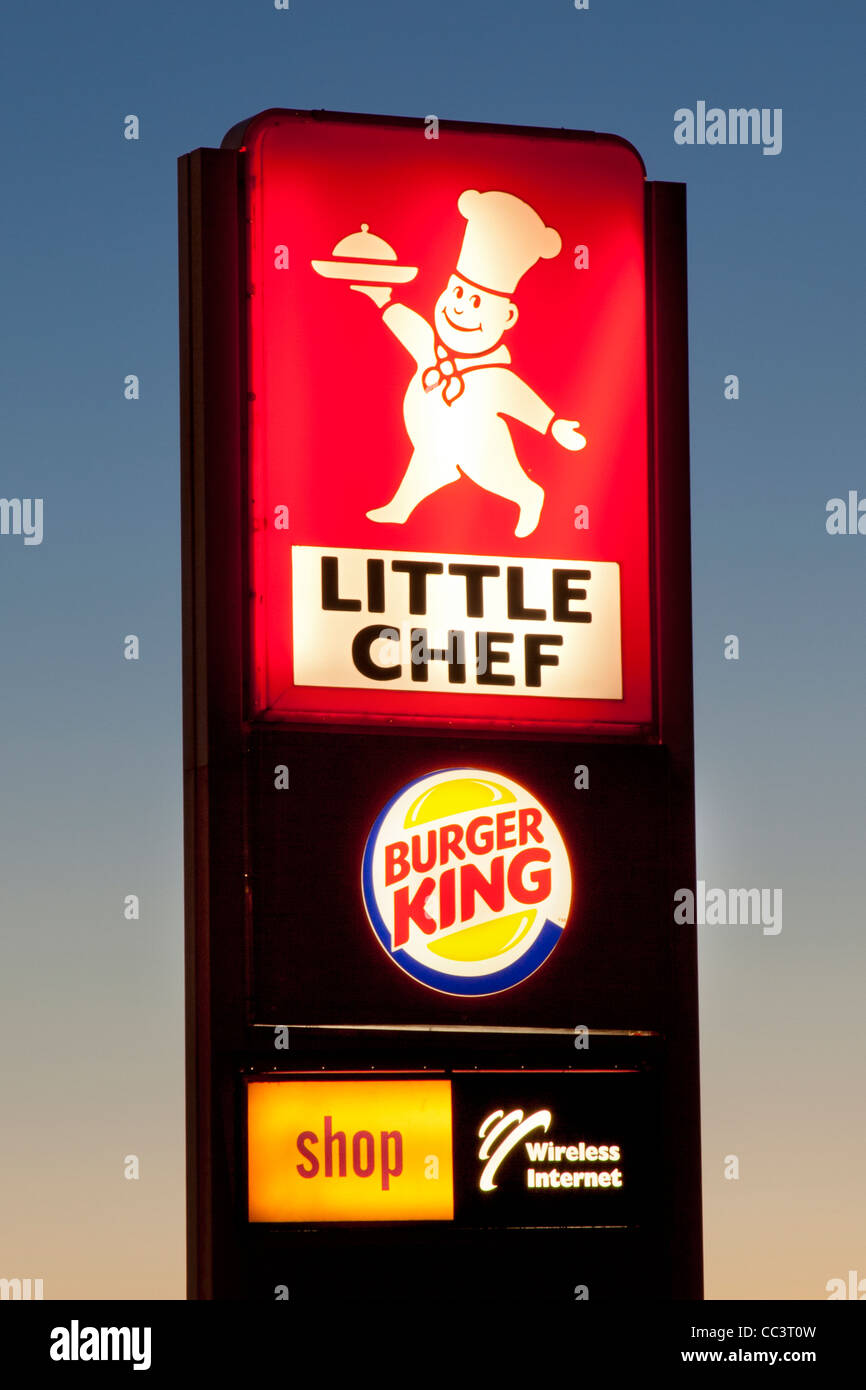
xmin=179 ymin=147 xmax=246 ymax=1299
xmin=647 ymin=179 xmax=702 ymax=1298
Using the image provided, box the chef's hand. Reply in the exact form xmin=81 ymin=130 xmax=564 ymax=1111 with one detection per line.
xmin=552 ymin=418 xmax=587 ymax=451
xmin=350 ymin=284 xmax=392 ymax=308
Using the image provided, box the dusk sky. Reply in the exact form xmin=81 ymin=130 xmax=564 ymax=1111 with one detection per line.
xmin=1 ymin=0 xmax=863 ymax=1299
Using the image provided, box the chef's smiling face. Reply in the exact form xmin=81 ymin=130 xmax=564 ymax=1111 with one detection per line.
xmin=434 ymin=275 xmax=518 ymax=354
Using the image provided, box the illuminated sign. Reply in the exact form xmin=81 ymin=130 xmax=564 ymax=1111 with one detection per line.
xmin=182 ymin=112 xmax=700 ymax=1298
xmin=477 ymin=1108 xmax=623 ymax=1192
xmin=293 ymin=547 xmax=622 ymax=698
xmin=247 ymin=1071 xmax=651 ymax=1229
xmin=243 ymin=110 xmax=652 ymax=731
xmin=247 ymin=1079 xmax=454 ymax=1223
xmin=362 ymin=768 xmax=572 ymax=995
xmin=452 ymin=1070 xmax=650 ymax=1228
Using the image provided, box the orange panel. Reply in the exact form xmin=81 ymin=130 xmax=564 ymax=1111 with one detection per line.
xmin=248 ymin=1080 xmax=454 ymax=1222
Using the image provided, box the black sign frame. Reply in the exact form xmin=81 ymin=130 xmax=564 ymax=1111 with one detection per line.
xmin=180 ymin=112 xmax=701 ymax=1300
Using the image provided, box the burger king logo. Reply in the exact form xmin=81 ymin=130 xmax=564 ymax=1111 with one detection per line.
xmin=362 ymin=769 xmax=572 ymax=996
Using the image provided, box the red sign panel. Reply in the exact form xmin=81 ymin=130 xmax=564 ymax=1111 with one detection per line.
xmin=244 ymin=111 xmax=652 ymax=731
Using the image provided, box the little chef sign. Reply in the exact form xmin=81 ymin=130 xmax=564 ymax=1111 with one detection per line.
xmin=243 ymin=110 xmax=653 ymax=731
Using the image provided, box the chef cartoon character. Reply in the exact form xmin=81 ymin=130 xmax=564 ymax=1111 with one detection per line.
xmin=348 ymin=189 xmax=586 ymax=538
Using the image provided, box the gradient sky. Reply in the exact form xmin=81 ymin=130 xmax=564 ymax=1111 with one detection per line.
xmin=1 ymin=0 xmax=863 ymax=1299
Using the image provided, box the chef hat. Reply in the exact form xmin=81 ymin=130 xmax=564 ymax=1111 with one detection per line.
xmin=455 ymin=189 xmax=562 ymax=296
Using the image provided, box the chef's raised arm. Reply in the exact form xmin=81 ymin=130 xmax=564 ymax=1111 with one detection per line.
xmin=350 ymin=286 xmax=434 ymax=366
xmin=381 ymin=302 xmax=435 ymax=366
